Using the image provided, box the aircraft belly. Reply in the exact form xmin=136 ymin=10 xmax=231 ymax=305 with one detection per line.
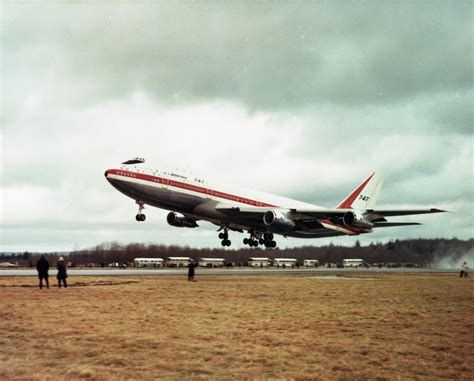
xmin=286 ymin=230 xmax=346 ymax=238
xmin=108 ymin=178 xmax=169 ymax=202
xmin=169 ymin=190 xmax=205 ymax=211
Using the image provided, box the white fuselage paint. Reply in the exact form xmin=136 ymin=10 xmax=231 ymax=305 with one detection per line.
xmin=105 ymin=165 xmax=337 ymax=238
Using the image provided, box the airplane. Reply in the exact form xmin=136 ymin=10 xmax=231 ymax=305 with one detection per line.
xmin=104 ymin=157 xmax=445 ymax=248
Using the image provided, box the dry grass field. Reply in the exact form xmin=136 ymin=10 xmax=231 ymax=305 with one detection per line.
xmin=0 ymin=273 xmax=473 ymax=381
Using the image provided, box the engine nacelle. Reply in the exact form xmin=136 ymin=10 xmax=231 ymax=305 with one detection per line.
xmin=166 ymin=212 xmax=198 ymax=228
xmin=342 ymin=211 xmax=373 ymax=230
xmin=263 ymin=210 xmax=295 ymax=230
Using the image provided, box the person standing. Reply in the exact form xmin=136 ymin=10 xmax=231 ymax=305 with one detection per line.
xmin=57 ymin=257 xmax=68 ymax=288
xmin=188 ymin=261 xmax=196 ymax=282
xmin=36 ymin=255 xmax=49 ymax=289
xmin=460 ymin=262 xmax=469 ymax=278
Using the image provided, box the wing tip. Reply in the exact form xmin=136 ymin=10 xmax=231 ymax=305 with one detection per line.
xmin=430 ymin=208 xmax=448 ymax=213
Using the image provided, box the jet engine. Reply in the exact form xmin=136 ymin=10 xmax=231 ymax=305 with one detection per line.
xmin=342 ymin=211 xmax=373 ymax=230
xmin=263 ymin=210 xmax=295 ymax=230
xmin=166 ymin=212 xmax=198 ymax=228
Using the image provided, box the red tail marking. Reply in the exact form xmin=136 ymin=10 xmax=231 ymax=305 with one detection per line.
xmin=337 ymin=173 xmax=374 ymax=209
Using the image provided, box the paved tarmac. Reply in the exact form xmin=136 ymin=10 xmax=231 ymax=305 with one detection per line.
xmin=0 ymin=267 xmax=458 ymax=277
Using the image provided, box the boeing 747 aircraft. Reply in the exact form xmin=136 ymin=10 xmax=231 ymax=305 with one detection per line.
xmin=104 ymin=158 xmax=445 ymax=247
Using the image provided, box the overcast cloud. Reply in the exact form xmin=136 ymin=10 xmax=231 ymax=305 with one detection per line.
xmin=1 ymin=1 xmax=472 ymax=252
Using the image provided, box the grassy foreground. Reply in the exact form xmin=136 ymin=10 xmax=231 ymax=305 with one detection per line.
xmin=0 ymin=273 xmax=472 ymax=380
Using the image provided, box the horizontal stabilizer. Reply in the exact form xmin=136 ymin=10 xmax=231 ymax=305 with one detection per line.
xmin=368 ymin=208 xmax=446 ymax=218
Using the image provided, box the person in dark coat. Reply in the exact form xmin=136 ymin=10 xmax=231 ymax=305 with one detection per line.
xmin=56 ymin=257 xmax=68 ymax=288
xmin=36 ymin=255 xmax=49 ymax=289
xmin=188 ymin=262 xmax=196 ymax=282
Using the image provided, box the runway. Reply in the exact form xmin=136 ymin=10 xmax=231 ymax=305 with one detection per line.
xmin=0 ymin=267 xmax=457 ymax=277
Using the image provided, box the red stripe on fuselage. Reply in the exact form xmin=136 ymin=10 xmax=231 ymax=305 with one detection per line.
xmin=107 ymin=169 xmax=277 ymax=208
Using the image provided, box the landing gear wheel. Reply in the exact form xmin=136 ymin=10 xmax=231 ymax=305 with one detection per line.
xmin=135 ymin=201 xmax=146 ymax=222
xmin=243 ymin=238 xmax=249 ymax=245
xmin=264 ymin=233 xmax=274 ymax=241
xmin=218 ymin=226 xmax=230 ymax=247
xmin=264 ymin=240 xmax=277 ymax=248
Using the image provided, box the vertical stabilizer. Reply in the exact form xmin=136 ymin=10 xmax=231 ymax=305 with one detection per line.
xmin=336 ymin=172 xmax=384 ymax=210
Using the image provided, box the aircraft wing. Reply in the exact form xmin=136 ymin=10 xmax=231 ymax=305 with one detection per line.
xmin=215 ymin=204 xmax=351 ymax=219
xmin=216 ymin=204 xmax=445 ymax=219
xmin=214 ymin=204 xmax=446 ymax=234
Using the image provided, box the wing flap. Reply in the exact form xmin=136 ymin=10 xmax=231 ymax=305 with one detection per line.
xmin=373 ymin=222 xmax=422 ymax=228
xmin=319 ymin=220 xmax=360 ymax=235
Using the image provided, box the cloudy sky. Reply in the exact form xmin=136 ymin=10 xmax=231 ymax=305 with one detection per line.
xmin=1 ymin=1 xmax=472 ymax=252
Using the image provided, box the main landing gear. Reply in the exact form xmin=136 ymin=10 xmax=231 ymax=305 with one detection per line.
xmin=135 ymin=201 xmax=146 ymax=222
xmin=218 ymin=227 xmax=231 ymax=247
xmin=243 ymin=232 xmax=277 ymax=248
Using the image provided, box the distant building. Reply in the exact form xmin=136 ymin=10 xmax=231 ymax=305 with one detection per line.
xmin=303 ymin=259 xmax=319 ymax=267
xmin=134 ymin=258 xmax=164 ymax=268
xmin=273 ymin=258 xmax=297 ymax=268
xmin=0 ymin=262 xmax=17 ymax=268
xmin=248 ymin=257 xmax=271 ymax=267
xmin=342 ymin=259 xmax=364 ymax=267
xmin=166 ymin=257 xmax=193 ymax=267
xmin=198 ymin=258 xmax=225 ymax=268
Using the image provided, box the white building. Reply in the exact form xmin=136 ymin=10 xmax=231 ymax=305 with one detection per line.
xmin=166 ymin=257 xmax=193 ymax=267
xmin=273 ymin=258 xmax=297 ymax=268
xmin=198 ymin=258 xmax=225 ymax=267
xmin=342 ymin=258 xmax=364 ymax=267
xmin=303 ymin=259 xmax=319 ymax=267
xmin=134 ymin=258 xmax=164 ymax=268
xmin=248 ymin=257 xmax=272 ymax=267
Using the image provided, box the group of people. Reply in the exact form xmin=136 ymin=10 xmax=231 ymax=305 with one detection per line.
xmin=36 ymin=255 xmax=68 ymax=289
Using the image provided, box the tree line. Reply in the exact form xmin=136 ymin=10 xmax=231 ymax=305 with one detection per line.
xmin=14 ymin=238 xmax=472 ymax=267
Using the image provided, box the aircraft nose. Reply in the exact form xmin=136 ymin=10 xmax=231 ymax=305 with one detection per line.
xmin=104 ymin=170 xmax=109 ymax=177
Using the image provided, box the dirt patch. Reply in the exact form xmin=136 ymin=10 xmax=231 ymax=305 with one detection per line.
xmin=0 ymin=280 xmax=139 ymax=288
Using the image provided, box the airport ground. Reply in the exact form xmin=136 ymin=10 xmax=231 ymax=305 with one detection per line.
xmin=0 ymin=273 xmax=472 ymax=380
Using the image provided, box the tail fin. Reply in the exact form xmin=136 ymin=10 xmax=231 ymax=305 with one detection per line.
xmin=336 ymin=172 xmax=384 ymax=210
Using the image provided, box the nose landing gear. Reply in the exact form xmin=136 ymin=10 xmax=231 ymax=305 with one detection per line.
xmin=135 ymin=201 xmax=146 ymax=222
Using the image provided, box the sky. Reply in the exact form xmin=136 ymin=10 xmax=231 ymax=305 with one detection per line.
xmin=1 ymin=1 xmax=472 ymax=252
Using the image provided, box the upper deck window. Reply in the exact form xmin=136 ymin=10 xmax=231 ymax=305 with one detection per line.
xmin=122 ymin=157 xmax=145 ymax=165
